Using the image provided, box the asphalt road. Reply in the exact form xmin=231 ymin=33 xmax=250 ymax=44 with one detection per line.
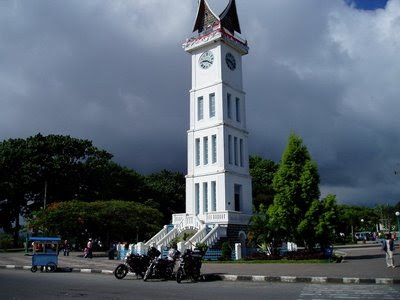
xmin=2 ymin=269 xmax=400 ymax=300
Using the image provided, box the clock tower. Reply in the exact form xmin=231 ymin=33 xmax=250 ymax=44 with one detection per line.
xmin=183 ymin=0 xmax=252 ymax=227
xmin=144 ymin=0 xmax=252 ymax=252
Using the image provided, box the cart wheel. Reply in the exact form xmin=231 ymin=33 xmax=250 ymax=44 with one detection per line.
xmin=31 ymin=266 xmax=37 ymax=273
xmin=46 ymin=263 xmax=57 ymax=272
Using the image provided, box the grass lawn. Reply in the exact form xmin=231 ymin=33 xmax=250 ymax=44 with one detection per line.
xmin=204 ymin=259 xmax=330 ymax=264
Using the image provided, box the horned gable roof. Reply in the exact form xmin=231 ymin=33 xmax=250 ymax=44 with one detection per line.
xmin=192 ymin=0 xmax=241 ymax=34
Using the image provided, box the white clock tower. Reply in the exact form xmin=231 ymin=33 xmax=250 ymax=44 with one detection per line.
xmin=183 ymin=0 xmax=252 ymax=225
xmin=145 ymin=0 xmax=252 ymax=251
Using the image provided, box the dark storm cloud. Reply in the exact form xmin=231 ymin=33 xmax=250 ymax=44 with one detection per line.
xmin=1 ymin=0 xmax=400 ymax=206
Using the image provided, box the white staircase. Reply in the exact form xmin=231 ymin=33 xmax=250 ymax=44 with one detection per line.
xmin=145 ymin=215 xmax=226 ymax=248
xmin=200 ymin=224 xmax=227 ymax=247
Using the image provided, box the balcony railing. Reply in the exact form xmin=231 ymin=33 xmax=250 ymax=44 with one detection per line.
xmin=204 ymin=211 xmax=252 ymax=225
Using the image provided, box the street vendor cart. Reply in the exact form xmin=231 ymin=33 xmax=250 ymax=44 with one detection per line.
xmin=29 ymin=237 xmax=61 ymax=272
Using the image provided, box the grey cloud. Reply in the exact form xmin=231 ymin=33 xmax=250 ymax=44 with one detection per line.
xmin=1 ymin=0 xmax=400 ymax=206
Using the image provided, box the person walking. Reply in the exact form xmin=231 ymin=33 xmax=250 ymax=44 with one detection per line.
xmin=382 ymin=233 xmax=395 ymax=268
xmin=87 ymin=238 xmax=93 ymax=259
xmin=63 ymin=240 xmax=70 ymax=256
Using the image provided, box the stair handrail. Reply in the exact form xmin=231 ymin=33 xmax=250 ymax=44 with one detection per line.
xmin=200 ymin=224 xmax=226 ymax=247
xmin=156 ymin=227 xmax=178 ymax=248
xmin=145 ymin=225 xmax=168 ymax=247
xmin=185 ymin=226 xmax=208 ymax=248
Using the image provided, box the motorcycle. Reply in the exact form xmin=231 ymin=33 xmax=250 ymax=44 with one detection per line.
xmin=114 ymin=251 xmax=155 ymax=280
xmin=143 ymin=247 xmax=181 ymax=281
xmin=176 ymin=248 xmax=204 ymax=283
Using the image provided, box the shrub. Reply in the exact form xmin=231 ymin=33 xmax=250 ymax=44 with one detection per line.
xmin=220 ymin=241 xmax=232 ymax=261
xmin=195 ymin=242 xmax=208 ymax=254
xmin=0 ymin=233 xmax=13 ymax=251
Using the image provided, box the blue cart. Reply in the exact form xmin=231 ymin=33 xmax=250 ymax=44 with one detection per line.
xmin=30 ymin=237 xmax=61 ymax=272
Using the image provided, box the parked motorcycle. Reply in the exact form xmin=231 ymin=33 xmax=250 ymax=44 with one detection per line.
xmin=143 ymin=247 xmax=181 ymax=281
xmin=176 ymin=248 xmax=204 ymax=283
xmin=114 ymin=252 xmax=154 ymax=280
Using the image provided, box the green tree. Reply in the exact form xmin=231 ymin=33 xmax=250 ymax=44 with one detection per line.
xmin=248 ymin=204 xmax=281 ymax=252
xmin=0 ymin=138 xmax=34 ymax=246
xmin=0 ymin=133 xmax=146 ymax=244
xmin=268 ymin=133 xmax=320 ymax=249
xmin=28 ymin=200 xmax=163 ymax=248
xmin=315 ymin=194 xmax=338 ymax=248
xmin=145 ymin=170 xmax=185 ymax=224
xmin=336 ymin=205 xmax=379 ymax=242
xmin=249 ymin=155 xmax=278 ymax=211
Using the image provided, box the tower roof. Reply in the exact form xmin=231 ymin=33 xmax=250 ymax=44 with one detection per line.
xmin=219 ymin=0 xmax=241 ymax=34
xmin=192 ymin=0 xmax=219 ymax=33
xmin=193 ymin=0 xmax=241 ymax=34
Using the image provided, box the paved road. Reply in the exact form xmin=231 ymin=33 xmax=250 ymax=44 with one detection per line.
xmin=1 ymin=245 xmax=398 ymax=279
xmin=1 ymin=269 xmax=400 ymax=300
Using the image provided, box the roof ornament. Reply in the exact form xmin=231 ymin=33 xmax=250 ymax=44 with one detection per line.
xmin=219 ymin=0 xmax=241 ymax=34
xmin=193 ymin=0 xmax=241 ymax=35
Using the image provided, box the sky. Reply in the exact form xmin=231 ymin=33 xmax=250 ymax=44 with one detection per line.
xmin=1 ymin=0 xmax=399 ymax=207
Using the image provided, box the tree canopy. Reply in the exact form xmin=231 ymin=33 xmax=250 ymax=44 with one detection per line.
xmin=268 ymin=133 xmax=320 ymax=247
xmin=0 ymin=134 xmax=155 ymax=245
xmin=249 ymin=155 xmax=278 ymax=211
xmin=28 ymin=200 xmax=163 ymax=248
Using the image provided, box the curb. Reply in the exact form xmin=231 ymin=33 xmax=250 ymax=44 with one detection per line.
xmin=205 ymin=274 xmax=399 ymax=285
xmin=1 ymin=265 xmax=399 ymax=285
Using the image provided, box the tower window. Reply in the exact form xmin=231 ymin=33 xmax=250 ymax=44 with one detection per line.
xmin=195 ymin=183 xmax=200 ymax=215
xmin=227 ymin=93 xmax=232 ymax=119
xmin=203 ymin=136 xmax=208 ymax=165
xmin=228 ymin=135 xmax=232 ymax=164
xmin=209 ymin=93 xmax=215 ymax=118
xmin=211 ymin=134 xmax=217 ymax=164
xmin=195 ymin=138 xmax=200 ymax=166
xmin=234 ymin=184 xmax=242 ymax=212
xmin=240 ymin=138 xmax=244 ymax=167
xmin=203 ymin=182 xmax=208 ymax=213
xmin=234 ymin=137 xmax=238 ymax=166
xmin=198 ymin=97 xmax=204 ymax=120
xmin=236 ymin=97 xmax=241 ymax=122
xmin=211 ymin=181 xmax=216 ymax=212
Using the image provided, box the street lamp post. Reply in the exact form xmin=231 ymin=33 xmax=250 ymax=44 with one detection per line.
xmin=396 ymin=211 xmax=400 ymax=240
xmin=360 ymin=219 xmax=365 ymax=243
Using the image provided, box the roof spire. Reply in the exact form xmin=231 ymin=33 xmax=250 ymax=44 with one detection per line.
xmin=192 ymin=0 xmax=219 ymax=33
xmin=219 ymin=0 xmax=241 ymax=34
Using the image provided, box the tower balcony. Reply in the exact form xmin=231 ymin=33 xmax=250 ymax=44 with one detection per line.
xmin=172 ymin=210 xmax=251 ymax=226
xmin=183 ymin=22 xmax=249 ymax=55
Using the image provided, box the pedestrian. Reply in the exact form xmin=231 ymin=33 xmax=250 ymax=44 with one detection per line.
xmin=63 ymin=240 xmax=70 ymax=256
xmin=382 ymin=233 xmax=395 ymax=268
xmin=87 ymin=238 xmax=93 ymax=259
xmin=83 ymin=247 xmax=89 ymax=258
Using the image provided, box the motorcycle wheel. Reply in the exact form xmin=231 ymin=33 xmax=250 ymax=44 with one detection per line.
xmin=192 ymin=270 xmax=200 ymax=282
xmin=176 ymin=268 xmax=183 ymax=283
xmin=143 ymin=266 xmax=152 ymax=281
xmin=114 ymin=264 xmax=128 ymax=280
xmin=135 ymin=270 xmax=145 ymax=278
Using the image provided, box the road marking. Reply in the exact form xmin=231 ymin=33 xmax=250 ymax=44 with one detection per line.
xmin=298 ymin=284 xmax=400 ymax=300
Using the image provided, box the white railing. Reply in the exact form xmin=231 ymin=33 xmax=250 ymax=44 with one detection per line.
xmin=185 ymin=226 xmax=208 ymax=249
xmin=200 ymin=224 xmax=227 ymax=247
xmin=176 ymin=215 xmax=203 ymax=233
xmin=156 ymin=227 xmax=178 ymax=248
xmin=145 ymin=225 xmax=168 ymax=247
xmin=205 ymin=211 xmax=252 ymax=225
xmin=172 ymin=213 xmax=187 ymax=225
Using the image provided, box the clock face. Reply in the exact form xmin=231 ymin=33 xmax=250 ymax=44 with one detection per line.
xmin=199 ymin=51 xmax=214 ymax=69
xmin=225 ymin=53 xmax=236 ymax=70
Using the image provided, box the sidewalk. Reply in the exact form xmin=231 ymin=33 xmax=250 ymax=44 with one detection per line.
xmin=1 ymin=245 xmax=399 ymax=284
